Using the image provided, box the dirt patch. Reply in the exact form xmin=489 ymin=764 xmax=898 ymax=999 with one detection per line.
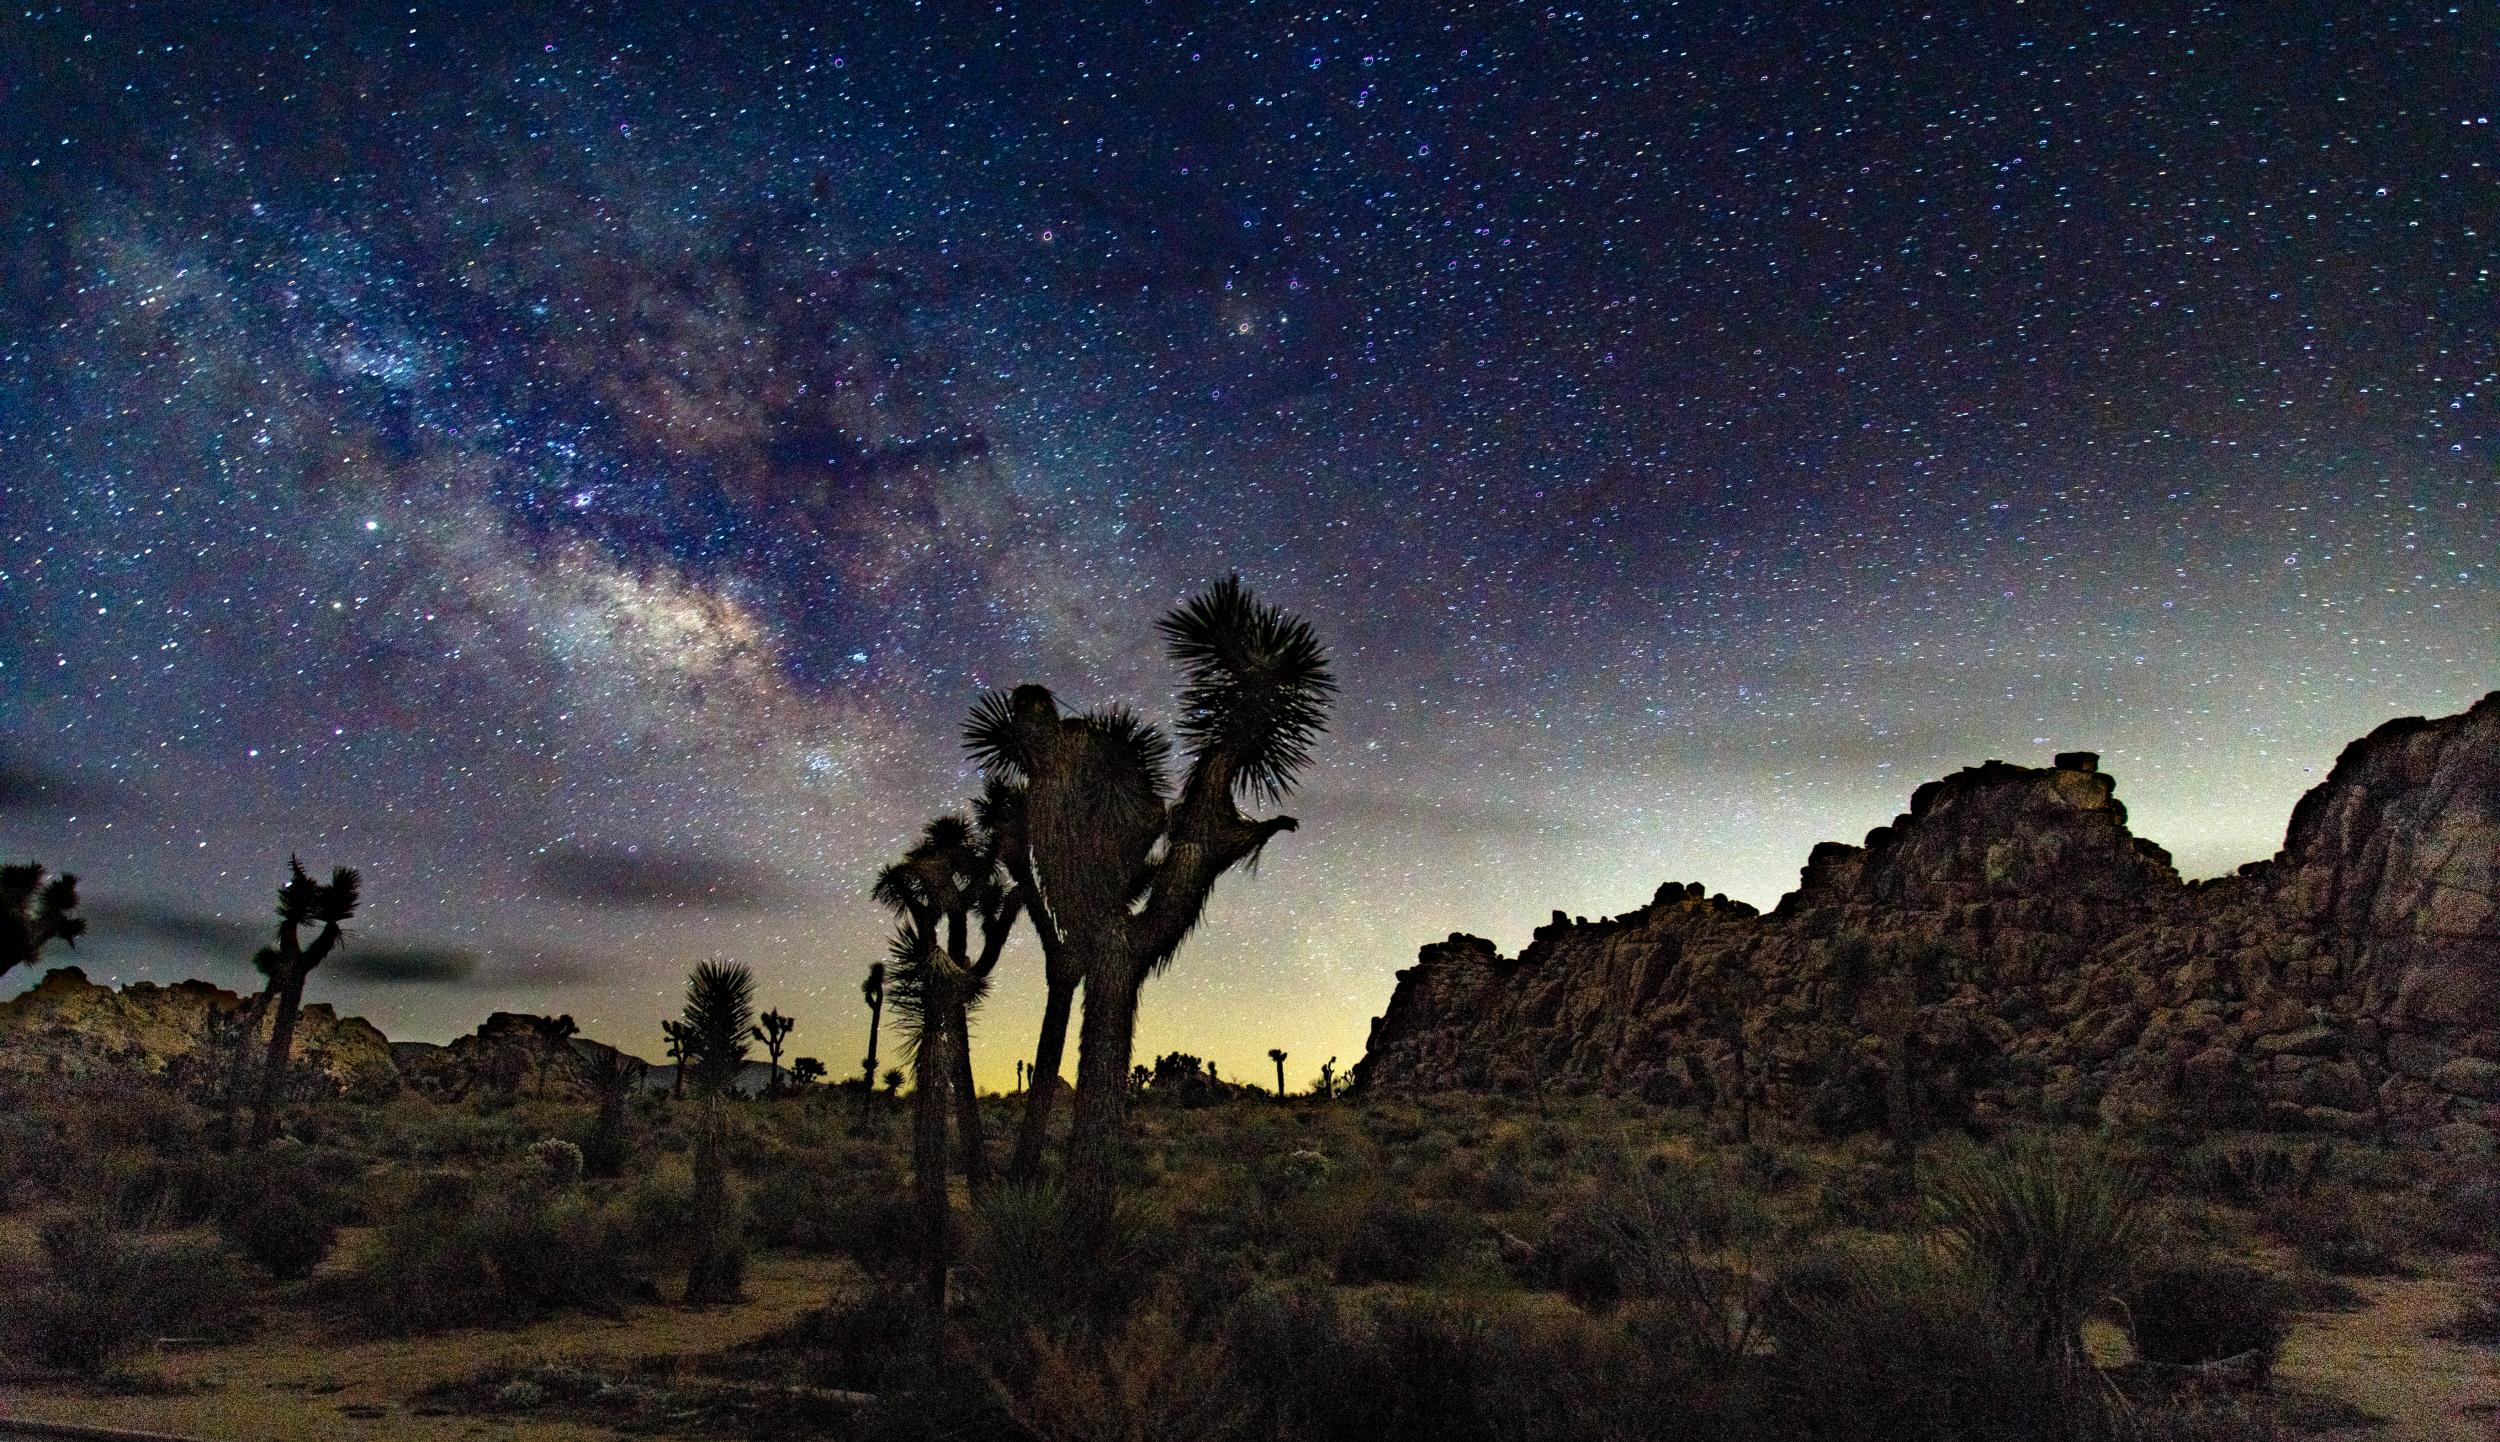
xmin=0 ymin=1252 xmax=855 ymax=1442
xmin=2274 ymin=1257 xmax=2500 ymax=1442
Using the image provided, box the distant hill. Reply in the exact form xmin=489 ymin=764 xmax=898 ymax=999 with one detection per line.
xmin=1359 ymin=691 xmax=2500 ymax=1156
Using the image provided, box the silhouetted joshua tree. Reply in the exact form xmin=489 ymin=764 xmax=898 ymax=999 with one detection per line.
xmin=1318 ymin=1057 xmax=1338 ymax=1100
xmin=874 ymin=813 xmax=1028 ymax=1312
xmin=530 ymin=1014 xmax=579 ymax=1096
xmin=789 ymin=1056 xmax=825 ymax=1088
xmin=1270 ymin=1048 xmax=1289 ymax=1099
xmin=1 ymin=863 xmax=85 ymax=982
xmin=754 ymin=1009 xmax=795 ymax=1096
xmin=250 ymin=857 xmax=360 ymax=1146
xmin=583 ymin=1043 xmax=647 ymax=1179
xmin=679 ymin=958 xmax=753 ymax=1304
xmin=964 ymin=575 xmax=1333 ymax=1244
xmin=858 ymin=961 xmax=887 ymax=1116
xmin=661 ymin=1020 xmax=693 ymax=1099
xmin=883 ymin=1067 xmax=904 ymax=1098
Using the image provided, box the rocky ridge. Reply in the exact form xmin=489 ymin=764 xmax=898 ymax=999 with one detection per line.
xmin=0 ymin=966 xmax=398 ymax=1096
xmin=0 ymin=974 xmax=661 ymax=1102
xmin=1356 ymin=693 xmax=2500 ymax=1152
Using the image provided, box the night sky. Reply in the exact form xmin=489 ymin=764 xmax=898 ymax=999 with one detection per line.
xmin=2 ymin=5 xmax=2492 ymax=1086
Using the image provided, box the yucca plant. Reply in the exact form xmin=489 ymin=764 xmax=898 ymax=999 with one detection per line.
xmin=966 ymin=576 xmax=1333 ymax=1242
xmin=679 ymin=958 xmax=754 ymax=1303
xmin=1270 ymin=1047 xmax=1289 ymax=1099
xmin=1927 ymin=1133 xmax=2145 ymax=1375
xmin=582 ymin=1043 xmax=647 ymax=1178
xmin=1 ymin=861 xmax=85 ymax=980
xmin=250 ymin=856 xmax=361 ymax=1146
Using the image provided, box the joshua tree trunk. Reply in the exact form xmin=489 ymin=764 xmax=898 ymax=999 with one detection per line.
xmin=947 ymin=1003 xmax=989 ymax=1199
xmin=250 ymin=971 xmax=307 ymax=1146
xmin=1273 ymin=1052 xmax=1288 ymax=1099
xmin=684 ymin=1096 xmax=740 ymax=1303
xmin=1008 ymin=974 xmax=1076 ymax=1181
xmin=1062 ymin=954 xmax=1145 ymax=1242
xmin=860 ymin=1009 xmax=883 ymax=1117
xmin=911 ymin=1011 xmax=956 ymax=1314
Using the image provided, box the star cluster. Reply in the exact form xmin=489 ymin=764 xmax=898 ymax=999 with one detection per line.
xmin=2 ymin=5 xmax=2491 ymax=1083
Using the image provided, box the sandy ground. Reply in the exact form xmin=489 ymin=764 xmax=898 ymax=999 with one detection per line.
xmin=0 ymin=1250 xmax=852 ymax=1442
xmin=6 ymin=1247 xmax=2494 ymax=1441
xmin=2274 ymin=1259 xmax=2500 ymax=1442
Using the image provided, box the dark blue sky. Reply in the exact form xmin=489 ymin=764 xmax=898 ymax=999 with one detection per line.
xmin=2 ymin=3 xmax=2491 ymax=1082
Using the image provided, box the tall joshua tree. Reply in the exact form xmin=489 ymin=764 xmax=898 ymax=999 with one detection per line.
xmin=1270 ymin=1047 xmax=1289 ymax=1099
xmin=858 ymin=961 xmax=886 ymax=1116
xmin=966 ymin=576 xmax=1333 ymax=1241
xmin=251 ymin=857 xmax=361 ymax=1146
xmin=2 ymin=863 xmax=85 ymax=981
xmin=679 ymin=959 xmax=753 ymax=1303
xmin=754 ymin=1009 xmax=796 ymax=1097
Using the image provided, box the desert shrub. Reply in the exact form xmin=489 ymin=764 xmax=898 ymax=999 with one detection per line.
xmin=1225 ymin=1283 xmax=1630 ymax=1442
xmin=2429 ymin=1288 xmax=2500 ymax=1348
xmin=210 ymin=1152 xmax=344 ymax=1281
xmin=2264 ymin=1183 xmax=2403 ymax=1275
xmin=359 ymin=1168 xmax=645 ymax=1332
xmin=527 ymin=1137 xmax=585 ymax=1188
xmin=968 ymin=1183 xmax=1171 ymax=1328
xmin=1756 ymin=1247 xmax=2087 ymax=1442
xmin=1928 ymin=1133 xmax=2144 ymax=1366
xmin=756 ymin=1281 xmax=935 ymax=1395
xmin=991 ymin=1310 xmax=1248 ymax=1442
xmin=2420 ymin=1163 xmax=2500 ymax=1254
xmin=218 ymin=1185 xmax=339 ymax=1282
xmin=2119 ymin=1258 xmax=2291 ymax=1383
xmin=2181 ymin=1135 xmax=2329 ymax=1207
xmin=743 ymin=1147 xmax=913 ymax=1262
xmin=2 ymin=1207 xmax=250 ymax=1374
xmin=1334 ymin=1193 xmax=1475 ymax=1285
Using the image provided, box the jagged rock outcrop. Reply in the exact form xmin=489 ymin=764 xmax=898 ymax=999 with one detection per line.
xmin=0 ymin=966 xmax=397 ymax=1097
xmin=1358 ymin=693 xmax=2500 ymax=1152
xmin=395 ymin=1012 xmax=620 ymax=1103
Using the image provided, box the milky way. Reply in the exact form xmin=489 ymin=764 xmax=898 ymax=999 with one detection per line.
xmin=2 ymin=5 xmax=2492 ymax=1085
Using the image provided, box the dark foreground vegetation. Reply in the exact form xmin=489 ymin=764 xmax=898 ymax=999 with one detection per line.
xmin=3 ymin=1064 xmax=2493 ymax=1441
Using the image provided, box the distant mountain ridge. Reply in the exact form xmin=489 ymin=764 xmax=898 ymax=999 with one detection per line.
xmin=1357 ymin=692 xmax=2500 ymax=1154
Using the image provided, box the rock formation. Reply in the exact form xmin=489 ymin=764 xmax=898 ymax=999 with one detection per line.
xmin=1357 ymin=693 xmax=2500 ymax=1153
xmin=0 ymin=966 xmax=397 ymax=1097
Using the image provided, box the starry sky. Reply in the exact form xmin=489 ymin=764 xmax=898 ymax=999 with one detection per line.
xmin=2 ymin=4 xmax=2492 ymax=1088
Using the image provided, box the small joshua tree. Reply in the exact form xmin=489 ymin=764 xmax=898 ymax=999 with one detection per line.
xmin=661 ymin=1019 xmax=694 ymax=1099
xmin=251 ymin=857 xmax=361 ymax=1146
xmin=883 ymin=1067 xmax=904 ymax=1098
xmin=789 ymin=1056 xmax=825 ymax=1089
xmin=1270 ymin=1047 xmax=1289 ymax=1099
xmin=583 ymin=1043 xmax=647 ymax=1178
xmin=1 ymin=863 xmax=85 ymax=981
xmin=859 ymin=962 xmax=887 ymax=1117
xmin=874 ymin=811 xmax=1028 ymax=1312
xmin=754 ymin=1009 xmax=796 ymax=1096
xmin=679 ymin=959 xmax=754 ymax=1304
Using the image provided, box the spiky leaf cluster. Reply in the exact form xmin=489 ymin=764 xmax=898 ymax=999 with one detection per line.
xmin=1158 ymin=574 xmax=1336 ymax=802
xmin=679 ymin=958 xmax=756 ymax=1095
